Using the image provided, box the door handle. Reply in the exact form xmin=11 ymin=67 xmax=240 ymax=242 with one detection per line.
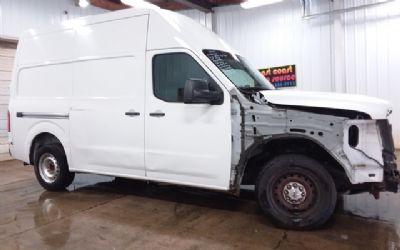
xmin=125 ymin=110 xmax=140 ymax=117
xmin=149 ymin=112 xmax=165 ymax=117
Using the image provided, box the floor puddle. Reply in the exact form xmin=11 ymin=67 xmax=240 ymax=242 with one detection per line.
xmin=342 ymin=192 xmax=400 ymax=224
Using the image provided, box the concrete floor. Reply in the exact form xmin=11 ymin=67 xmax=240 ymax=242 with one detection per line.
xmin=0 ymin=158 xmax=399 ymax=250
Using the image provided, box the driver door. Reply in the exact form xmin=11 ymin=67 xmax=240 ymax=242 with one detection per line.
xmin=144 ymin=49 xmax=232 ymax=189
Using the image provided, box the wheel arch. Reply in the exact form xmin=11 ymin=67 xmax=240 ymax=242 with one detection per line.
xmin=26 ymin=121 xmax=69 ymax=165
xmin=240 ymin=135 xmax=351 ymax=191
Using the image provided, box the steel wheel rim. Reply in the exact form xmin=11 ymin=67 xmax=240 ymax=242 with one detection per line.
xmin=273 ymin=172 xmax=316 ymax=212
xmin=38 ymin=153 xmax=60 ymax=184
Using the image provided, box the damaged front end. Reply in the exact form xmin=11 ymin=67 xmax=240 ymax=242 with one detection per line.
xmin=341 ymin=119 xmax=399 ymax=197
xmin=229 ymin=89 xmax=400 ymax=197
xmin=376 ymin=120 xmax=399 ymax=193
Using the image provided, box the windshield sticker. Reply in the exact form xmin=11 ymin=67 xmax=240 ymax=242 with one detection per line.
xmin=204 ymin=49 xmax=275 ymax=91
xmin=205 ymin=50 xmax=234 ymax=71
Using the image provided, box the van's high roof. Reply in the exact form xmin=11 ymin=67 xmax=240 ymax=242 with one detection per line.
xmin=17 ymin=8 xmax=236 ymax=67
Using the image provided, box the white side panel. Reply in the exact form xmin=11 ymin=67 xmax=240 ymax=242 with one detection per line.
xmin=74 ymin=15 xmax=148 ymax=58
xmin=18 ymin=30 xmax=75 ymax=66
xmin=10 ymin=12 xmax=150 ymax=167
xmin=147 ymin=9 xmax=236 ymax=55
xmin=18 ymin=64 xmax=73 ymax=97
xmin=9 ymin=99 xmax=72 ymax=163
xmin=9 ymin=63 xmax=72 ymax=160
xmin=70 ymin=56 xmax=146 ymax=177
xmin=17 ymin=14 xmax=148 ymax=66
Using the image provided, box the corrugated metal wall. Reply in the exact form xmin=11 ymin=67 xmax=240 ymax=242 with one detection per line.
xmin=214 ymin=1 xmax=333 ymax=90
xmin=213 ymin=0 xmax=400 ymax=147
xmin=341 ymin=0 xmax=400 ymax=149
xmin=178 ymin=9 xmax=212 ymax=29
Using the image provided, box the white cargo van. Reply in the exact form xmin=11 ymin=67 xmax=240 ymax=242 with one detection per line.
xmin=8 ymin=8 xmax=399 ymax=229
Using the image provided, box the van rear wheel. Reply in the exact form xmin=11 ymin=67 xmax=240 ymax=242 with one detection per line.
xmin=34 ymin=144 xmax=75 ymax=191
xmin=255 ymin=154 xmax=337 ymax=230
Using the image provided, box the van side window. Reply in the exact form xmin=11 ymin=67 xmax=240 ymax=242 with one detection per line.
xmin=153 ymin=53 xmax=212 ymax=102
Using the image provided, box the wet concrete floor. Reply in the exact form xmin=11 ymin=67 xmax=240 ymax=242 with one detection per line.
xmin=0 ymin=157 xmax=399 ymax=250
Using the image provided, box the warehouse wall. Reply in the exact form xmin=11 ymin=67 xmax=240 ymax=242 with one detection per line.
xmin=213 ymin=1 xmax=332 ymax=91
xmin=213 ymin=0 xmax=400 ymax=147
xmin=178 ymin=9 xmax=212 ymax=29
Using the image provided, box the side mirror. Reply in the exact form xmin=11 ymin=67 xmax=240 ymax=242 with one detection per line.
xmin=183 ymin=79 xmax=224 ymax=105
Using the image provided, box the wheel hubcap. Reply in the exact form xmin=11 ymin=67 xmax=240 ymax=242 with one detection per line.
xmin=273 ymin=173 xmax=316 ymax=211
xmin=38 ymin=153 xmax=60 ymax=184
xmin=282 ymin=182 xmax=307 ymax=205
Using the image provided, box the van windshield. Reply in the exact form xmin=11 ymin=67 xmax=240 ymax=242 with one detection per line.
xmin=203 ymin=49 xmax=275 ymax=91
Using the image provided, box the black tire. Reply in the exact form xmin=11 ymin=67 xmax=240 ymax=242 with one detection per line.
xmin=255 ymin=154 xmax=337 ymax=230
xmin=34 ymin=144 xmax=75 ymax=191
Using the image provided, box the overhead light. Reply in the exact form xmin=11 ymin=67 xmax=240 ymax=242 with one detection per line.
xmin=241 ymin=0 xmax=284 ymax=9
xmin=78 ymin=0 xmax=89 ymax=8
xmin=121 ymin=0 xmax=160 ymax=9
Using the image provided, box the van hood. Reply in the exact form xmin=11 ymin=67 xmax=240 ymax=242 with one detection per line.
xmin=260 ymin=90 xmax=392 ymax=119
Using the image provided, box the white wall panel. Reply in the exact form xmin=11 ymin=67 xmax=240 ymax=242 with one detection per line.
xmin=213 ymin=1 xmax=333 ymax=92
xmin=178 ymin=9 xmax=212 ymax=29
xmin=341 ymin=0 xmax=400 ymax=147
xmin=213 ymin=0 xmax=400 ymax=147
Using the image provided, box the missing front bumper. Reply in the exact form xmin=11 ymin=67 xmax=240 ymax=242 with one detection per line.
xmin=377 ymin=120 xmax=399 ymax=193
xmin=384 ymin=169 xmax=400 ymax=193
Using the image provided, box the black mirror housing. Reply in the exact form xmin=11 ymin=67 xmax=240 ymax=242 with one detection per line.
xmin=183 ymin=79 xmax=224 ymax=105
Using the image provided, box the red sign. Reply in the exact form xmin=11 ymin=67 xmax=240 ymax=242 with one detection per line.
xmin=259 ymin=65 xmax=296 ymax=88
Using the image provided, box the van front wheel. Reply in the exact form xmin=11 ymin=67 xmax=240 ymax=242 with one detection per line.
xmin=256 ymin=154 xmax=337 ymax=230
xmin=34 ymin=144 xmax=75 ymax=191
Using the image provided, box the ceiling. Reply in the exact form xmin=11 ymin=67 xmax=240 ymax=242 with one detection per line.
xmin=89 ymin=0 xmax=245 ymax=12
